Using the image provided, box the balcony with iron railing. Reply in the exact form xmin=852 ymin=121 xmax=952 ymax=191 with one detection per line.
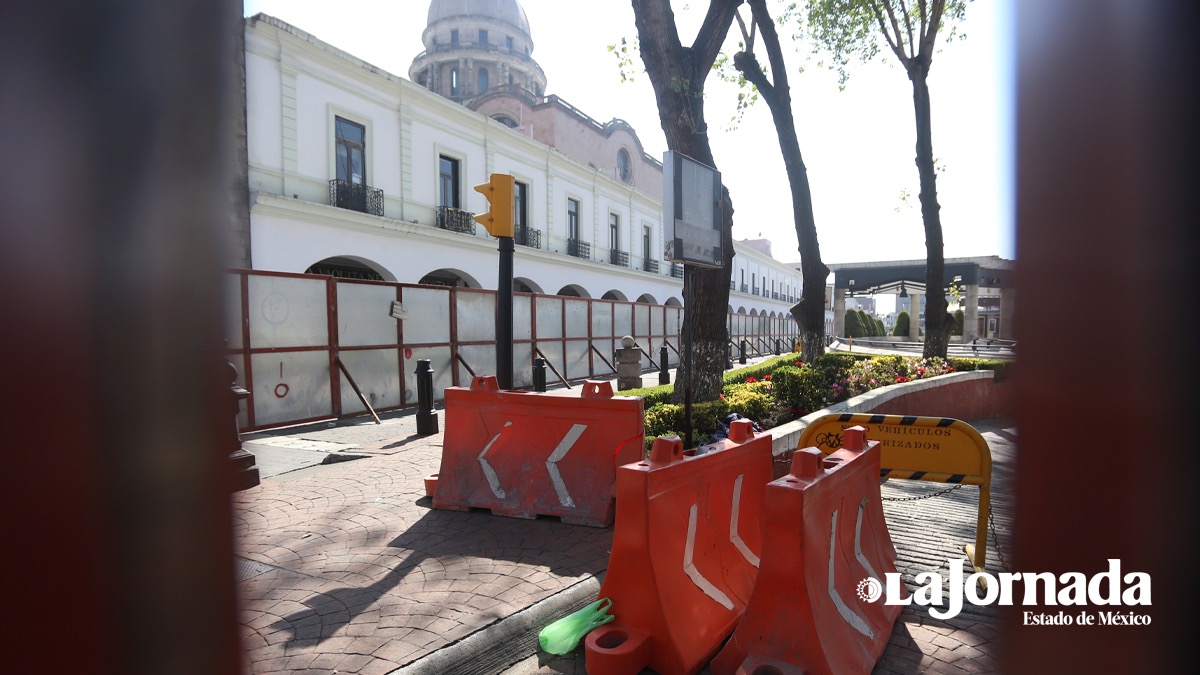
xmin=753 ymin=287 xmax=760 ymax=296
xmin=515 ymin=226 xmax=541 ymax=249
xmin=773 ymin=291 xmax=780 ymax=300
xmin=435 ymin=206 xmax=476 ymax=234
xmin=741 ymin=283 xmax=748 ymax=293
xmin=643 ymin=259 xmax=659 ymax=274
xmin=730 ymin=281 xmax=736 ymax=290
xmin=609 ymin=250 xmax=630 ymax=267
xmin=329 ymin=179 xmax=384 ymax=217
xmin=568 ymin=238 xmax=590 ymax=259
xmin=671 ymin=263 xmax=684 ymax=279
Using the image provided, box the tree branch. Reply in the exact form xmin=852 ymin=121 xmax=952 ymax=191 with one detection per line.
xmin=692 ymin=0 xmax=743 ymax=74
xmin=734 ymin=6 xmax=753 ymax=51
xmin=897 ymin=0 xmax=916 ymax=60
xmin=749 ymin=0 xmax=789 ymax=93
xmin=870 ymin=0 xmax=910 ymax=66
xmin=920 ymin=0 xmax=946 ymax=60
xmin=918 ymin=0 xmax=929 ymax=45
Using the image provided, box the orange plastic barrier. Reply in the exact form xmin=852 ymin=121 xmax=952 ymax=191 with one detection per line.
xmin=585 ymin=420 xmax=771 ymax=675
xmin=430 ymin=376 xmax=643 ymax=527
xmin=710 ymin=426 xmax=905 ymax=675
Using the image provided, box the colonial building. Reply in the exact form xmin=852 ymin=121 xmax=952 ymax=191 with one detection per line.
xmin=240 ymin=0 xmax=803 ymax=317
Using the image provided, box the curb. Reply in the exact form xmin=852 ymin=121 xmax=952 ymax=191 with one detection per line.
xmin=387 ymin=575 xmax=604 ymax=675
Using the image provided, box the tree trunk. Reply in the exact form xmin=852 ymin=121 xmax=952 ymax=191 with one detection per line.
xmin=910 ymin=64 xmax=948 ymax=358
xmin=632 ymin=0 xmax=739 ymax=403
xmin=734 ymin=0 xmax=829 ymax=366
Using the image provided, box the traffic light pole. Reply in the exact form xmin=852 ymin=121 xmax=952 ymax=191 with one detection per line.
xmin=497 ymin=236 xmax=514 ymax=390
xmin=473 ymin=172 xmax=516 ymax=390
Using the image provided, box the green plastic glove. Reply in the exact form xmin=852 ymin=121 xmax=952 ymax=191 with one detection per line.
xmin=538 ymin=597 xmax=615 ymax=655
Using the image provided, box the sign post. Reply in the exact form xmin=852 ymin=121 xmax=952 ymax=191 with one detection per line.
xmin=474 ymin=173 xmax=516 ymax=390
xmin=662 ymin=151 xmax=724 ymax=447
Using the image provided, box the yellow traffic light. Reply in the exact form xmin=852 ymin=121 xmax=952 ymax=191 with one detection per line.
xmin=473 ymin=173 xmax=515 ymax=238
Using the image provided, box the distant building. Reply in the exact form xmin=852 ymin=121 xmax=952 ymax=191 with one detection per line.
xmin=239 ymin=0 xmax=802 ymax=317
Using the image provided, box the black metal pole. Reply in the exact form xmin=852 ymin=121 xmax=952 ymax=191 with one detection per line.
xmin=497 ymin=236 xmax=514 ymax=390
xmin=683 ymin=268 xmax=693 ymax=450
xmin=739 ymin=339 xmax=747 ymax=365
xmin=775 ymin=338 xmax=781 ymax=355
xmin=415 ymin=359 xmax=438 ymax=435
xmin=533 ymin=357 xmax=547 ymax=392
xmin=658 ymin=343 xmax=670 ymax=385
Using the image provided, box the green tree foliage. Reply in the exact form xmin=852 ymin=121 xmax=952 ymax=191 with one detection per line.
xmin=892 ymin=310 xmax=910 ymax=336
xmin=844 ymin=309 xmax=864 ymax=337
xmin=802 ymin=0 xmax=970 ymax=359
xmin=953 ymin=308 xmax=964 ymax=335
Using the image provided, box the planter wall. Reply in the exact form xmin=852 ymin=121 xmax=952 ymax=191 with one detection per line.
xmin=768 ymin=370 xmax=1009 ymax=458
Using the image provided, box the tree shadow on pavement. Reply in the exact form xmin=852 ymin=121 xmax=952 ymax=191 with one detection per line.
xmin=269 ymin=499 xmax=613 ymax=645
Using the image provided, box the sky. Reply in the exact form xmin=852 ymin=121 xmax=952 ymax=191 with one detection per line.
xmin=242 ymin=0 xmax=1016 ymax=273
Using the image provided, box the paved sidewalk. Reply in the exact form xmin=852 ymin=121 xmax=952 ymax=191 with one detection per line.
xmin=236 ymin=395 xmax=1014 ymax=674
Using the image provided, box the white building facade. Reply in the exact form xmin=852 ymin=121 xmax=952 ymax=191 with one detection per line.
xmin=242 ymin=9 xmax=802 ymax=316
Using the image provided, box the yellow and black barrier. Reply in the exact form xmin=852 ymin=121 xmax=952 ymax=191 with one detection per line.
xmin=797 ymin=413 xmax=992 ymax=574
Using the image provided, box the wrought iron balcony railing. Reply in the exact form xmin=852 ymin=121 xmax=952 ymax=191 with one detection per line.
xmin=515 ymin=226 xmax=541 ymax=249
xmin=730 ymin=280 xmax=736 ymax=290
xmin=329 ymin=179 xmax=384 ymax=216
xmin=435 ymin=206 xmax=477 ymax=234
xmin=644 ymin=259 xmax=659 ymax=274
xmin=610 ymin=250 xmax=630 ymax=267
xmin=772 ymin=291 xmax=780 ymax=300
xmin=671 ymin=263 xmax=685 ymax=279
xmin=740 ymin=283 xmax=748 ymax=293
xmin=567 ymin=238 xmax=590 ymax=259
xmin=753 ymin=287 xmax=760 ymax=296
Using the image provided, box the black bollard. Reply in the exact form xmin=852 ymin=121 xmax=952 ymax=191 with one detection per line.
xmin=533 ymin=357 xmax=547 ymax=392
xmin=226 ymin=357 xmax=259 ymax=492
xmin=415 ymin=359 xmax=438 ymax=435
xmin=739 ymin=339 xmax=747 ymax=365
xmin=658 ymin=343 xmax=670 ymax=385
xmin=775 ymin=338 xmax=781 ymax=356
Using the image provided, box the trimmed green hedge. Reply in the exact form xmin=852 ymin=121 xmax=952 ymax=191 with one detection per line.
xmin=947 ymin=357 xmax=1014 ymax=383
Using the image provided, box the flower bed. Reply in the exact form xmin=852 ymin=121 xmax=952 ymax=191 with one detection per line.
xmin=639 ymin=352 xmax=1010 ymax=451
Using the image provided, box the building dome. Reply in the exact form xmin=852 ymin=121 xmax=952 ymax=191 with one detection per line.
xmin=426 ymin=0 xmax=531 ymax=37
xmin=411 ymin=0 xmax=546 ymax=105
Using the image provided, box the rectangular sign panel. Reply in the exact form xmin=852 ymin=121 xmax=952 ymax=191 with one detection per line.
xmin=663 ymin=150 xmax=723 ymax=268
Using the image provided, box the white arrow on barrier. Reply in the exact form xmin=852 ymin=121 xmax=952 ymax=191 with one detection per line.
xmin=854 ymin=497 xmax=881 ymax=584
xmin=729 ymin=474 xmax=760 ymax=568
xmin=477 ymin=421 xmax=513 ymax=499
xmin=828 ymin=508 xmax=874 ymax=638
xmin=545 ymin=423 xmax=587 ymax=508
xmin=684 ymin=502 xmax=735 ymax=611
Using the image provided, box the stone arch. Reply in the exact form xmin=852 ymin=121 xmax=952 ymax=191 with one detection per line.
xmin=556 ymin=284 xmax=591 ymax=298
xmin=514 ymin=276 xmax=543 ymax=294
xmin=418 ymin=267 xmax=481 ymax=288
xmin=664 ymin=297 xmax=683 ymax=307
xmin=636 ymin=293 xmax=658 ymax=305
xmin=305 ymin=255 xmax=395 ymax=282
xmin=602 ymin=289 xmax=629 ymax=302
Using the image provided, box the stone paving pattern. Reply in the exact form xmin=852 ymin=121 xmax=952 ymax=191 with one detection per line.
xmin=236 ymin=405 xmax=1015 ymax=674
